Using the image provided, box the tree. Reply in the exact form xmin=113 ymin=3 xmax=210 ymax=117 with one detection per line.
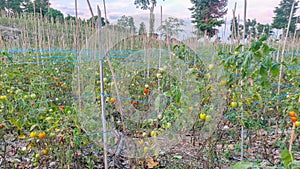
xmin=134 ymin=0 xmax=165 ymax=36
xmin=0 ymin=0 xmax=52 ymax=15
xmin=116 ymin=15 xmax=136 ymax=33
xmin=25 ymin=0 xmax=50 ymax=15
xmin=189 ymin=0 xmax=228 ymax=37
xmin=230 ymin=18 xmax=273 ymax=40
xmin=45 ymin=8 xmax=64 ymax=22
xmin=272 ymin=0 xmax=299 ymax=34
xmin=138 ymin=22 xmax=147 ymax=35
xmin=0 ymin=0 xmax=24 ymax=14
xmin=157 ymin=17 xmax=185 ymax=39
xmin=243 ymin=19 xmax=273 ymax=39
xmin=257 ymin=23 xmax=272 ymax=38
xmin=65 ymin=14 xmax=76 ymax=21
xmin=87 ymin=15 xmax=107 ymax=27
xmin=245 ymin=19 xmax=258 ymax=39
xmin=230 ymin=17 xmax=243 ymax=39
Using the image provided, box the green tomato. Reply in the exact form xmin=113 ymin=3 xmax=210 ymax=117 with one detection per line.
xmin=156 ymin=73 xmax=163 ymax=79
xmin=142 ymin=132 xmax=147 ymax=137
xmin=205 ymin=115 xmax=212 ymax=122
xmin=159 ymin=68 xmax=165 ymax=73
xmin=157 ymin=114 xmax=162 ymax=120
xmin=238 ymin=102 xmax=243 ymax=107
xmin=230 ymin=102 xmax=238 ymax=108
xmin=150 ymin=130 xmax=158 ymax=137
xmin=33 ymin=162 xmax=38 ymax=167
xmin=166 ymin=122 xmax=171 ymax=129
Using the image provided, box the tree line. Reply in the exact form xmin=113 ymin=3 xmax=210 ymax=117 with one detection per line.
xmin=0 ymin=0 xmax=107 ymax=26
xmin=134 ymin=0 xmax=299 ymax=39
xmin=0 ymin=0 xmax=299 ymax=39
xmin=189 ymin=0 xmax=299 ymax=38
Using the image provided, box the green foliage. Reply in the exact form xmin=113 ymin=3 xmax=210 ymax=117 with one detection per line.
xmin=232 ymin=162 xmax=256 ymax=169
xmin=24 ymin=0 xmax=50 ymax=15
xmin=281 ymin=150 xmax=294 ymax=168
xmin=272 ymin=0 xmax=299 ymax=34
xmin=230 ymin=16 xmax=243 ymax=39
xmin=230 ymin=18 xmax=273 ymax=39
xmin=65 ymin=14 xmax=76 ymax=21
xmin=45 ymin=8 xmax=64 ymax=22
xmin=0 ymin=0 xmax=50 ymax=15
xmin=133 ymin=0 xmax=165 ymax=35
xmin=280 ymin=150 xmax=300 ymax=169
xmin=138 ymin=22 xmax=147 ymax=35
xmin=87 ymin=15 xmax=107 ymax=27
xmin=189 ymin=0 xmax=228 ymax=37
xmin=0 ymin=0 xmax=24 ymax=14
xmin=116 ymin=15 xmax=136 ymax=33
xmin=220 ymin=35 xmax=277 ymax=87
xmin=157 ymin=17 xmax=185 ymax=39
xmin=134 ymin=0 xmax=161 ymax=10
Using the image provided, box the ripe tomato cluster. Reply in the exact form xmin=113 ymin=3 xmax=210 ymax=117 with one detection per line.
xmin=289 ymin=111 xmax=300 ymax=127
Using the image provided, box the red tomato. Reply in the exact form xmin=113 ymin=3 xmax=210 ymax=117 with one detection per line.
xmin=291 ymin=117 xmax=297 ymax=123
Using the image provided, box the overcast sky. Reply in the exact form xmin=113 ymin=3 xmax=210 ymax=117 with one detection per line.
xmin=49 ymin=0 xmax=300 ymax=24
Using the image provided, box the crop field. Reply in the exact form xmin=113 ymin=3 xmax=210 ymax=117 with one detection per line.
xmin=1 ymin=12 xmax=300 ymax=169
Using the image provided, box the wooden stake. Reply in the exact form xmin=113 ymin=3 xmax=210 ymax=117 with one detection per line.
xmin=103 ymin=0 xmax=109 ymax=24
xmin=291 ymin=16 xmax=299 ymax=61
xmin=230 ymin=2 xmax=237 ymax=52
xmin=277 ymin=1 xmax=296 ymax=95
xmin=240 ymin=0 xmax=247 ymax=162
xmin=86 ymin=0 xmax=94 ymax=17
xmin=289 ymin=122 xmax=296 ymax=152
xmin=97 ymin=6 xmax=108 ymax=169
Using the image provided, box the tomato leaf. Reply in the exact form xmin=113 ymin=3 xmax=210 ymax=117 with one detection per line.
xmin=281 ymin=149 xmax=294 ymax=169
xmin=30 ymin=124 xmax=38 ymax=131
xmin=250 ymin=40 xmax=262 ymax=52
xmin=270 ymin=63 xmax=280 ymax=76
xmin=231 ymin=162 xmax=254 ymax=169
xmin=259 ymin=65 xmax=268 ymax=78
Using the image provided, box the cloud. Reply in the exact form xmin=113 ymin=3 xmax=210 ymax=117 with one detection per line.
xmin=226 ymin=0 xmax=300 ymax=24
xmin=49 ymin=0 xmax=300 ymax=24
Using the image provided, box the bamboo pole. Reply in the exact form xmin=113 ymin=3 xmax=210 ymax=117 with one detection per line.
xmin=97 ymin=6 xmax=108 ymax=169
xmin=240 ymin=0 xmax=247 ymax=161
xmin=230 ymin=2 xmax=237 ymax=52
xmin=291 ymin=16 xmax=299 ymax=61
xmin=289 ymin=122 xmax=296 ymax=152
xmin=103 ymin=0 xmax=109 ymax=23
xmin=237 ymin=14 xmax=240 ymax=45
xmin=277 ymin=0 xmax=296 ymax=95
xmin=75 ymin=0 xmax=82 ymax=111
xmin=222 ymin=17 xmax=227 ymax=52
xmin=86 ymin=0 xmax=94 ymax=17
xmin=86 ymin=0 xmax=95 ymax=34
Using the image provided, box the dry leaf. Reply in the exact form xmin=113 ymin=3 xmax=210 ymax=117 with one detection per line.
xmin=146 ymin=158 xmax=159 ymax=169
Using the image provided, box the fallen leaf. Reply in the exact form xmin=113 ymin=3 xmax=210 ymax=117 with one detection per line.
xmin=146 ymin=158 xmax=159 ymax=169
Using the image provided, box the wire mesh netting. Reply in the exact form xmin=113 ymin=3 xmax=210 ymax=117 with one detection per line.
xmin=72 ymin=25 xmax=227 ymax=158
